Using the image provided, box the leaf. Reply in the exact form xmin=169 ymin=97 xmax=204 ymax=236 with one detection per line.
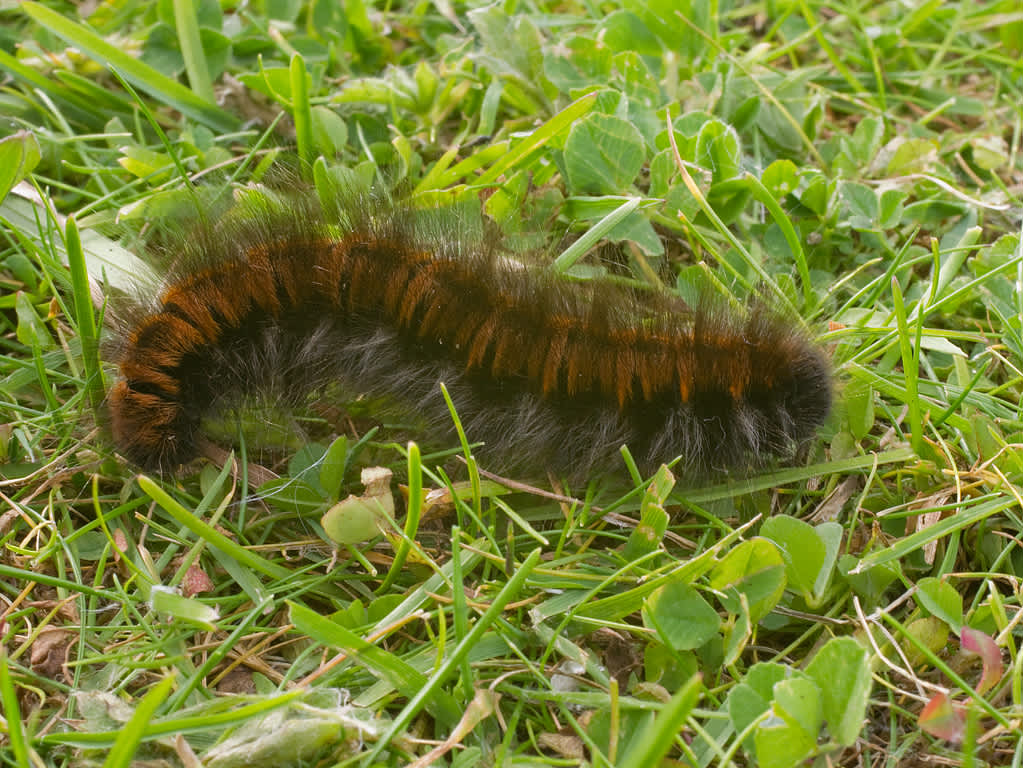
xmin=804 ymin=636 xmax=872 ymax=747
xmin=754 ymin=699 xmax=818 ymax=768
xmin=0 ymin=131 xmax=40 ymax=202
xmin=727 ymin=662 xmax=787 ymax=751
xmin=15 ymin=291 xmax=53 ymax=349
xmin=845 ymin=115 xmax=884 ymax=166
xmin=795 ymin=169 xmax=832 ymax=215
xmin=642 ymin=582 xmax=720 ymax=651
xmin=476 ymin=93 xmax=597 ymax=186
xmin=971 ymin=135 xmax=1008 ymax=171
xmin=879 ymin=188 xmax=906 ymax=228
xmin=851 ymin=495 xmax=1014 ymax=574
xmin=915 ymin=577 xmax=963 ymax=633
xmin=118 ymin=145 xmax=175 ymax=181
xmin=180 ymin=564 xmax=214 ymax=598
xmin=563 ymin=112 xmax=646 ymax=194
xmin=311 ymin=105 xmax=349 ymax=156
xmin=728 ymin=95 xmax=760 ymax=133
xmin=542 ymin=35 xmax=612 ymax=92
xmin=643 ymin=644 xmax=698 ymax=692
xmin=695 ymin=119 xmax=741 ymax=183
xmin=721 ymin=600 xmax=751 ymax=667
xmin=772 ymin=675 xmax=822 ymax=741
xmin=321 ymin=467 xmax=394 ymax=545
xmin=761 ymin=159 xmax=799 ymax=199
xmin=886 ymin=137 xmax=939 ymax=175
xmin=840 ymin=180 xmax=878 ymax=229
xmin=203 ymin=703 xmax=361 ymax=768
xmin=599 ymin=11 xmax=662 ymax=58
xmin=961 ymin=628 xmax=1002 ymax=696
xmin=919 ymin=692 xmax=965 ymax=742
xmin=705 ymin=176 xmax=752 ymax=225
xmin=746 ymin=662 xmax=789 ymax=700
xmin=709 ymin=537 xmax=786 ymax=623
xmin=319 ymin=436 xmax=348 ymax=501
xmin=903 ymin=617 xmax=949 ymax=668
xmin=625 ymin=0 xmax=710 ymax=60
xmin=624 ymin=465 xmax=674 ymax=559
xmin=727 ymin=683 xmax=770 ymax=744
xmin=844 ymin=378 xmax=875 ymax=441
xmin=760 ymin=515 xmax=826 ymax=602
xmin=813 ymin=523 xmax=843 ymax=598
xmin=102 ymin=676 xmax=176 ymax=768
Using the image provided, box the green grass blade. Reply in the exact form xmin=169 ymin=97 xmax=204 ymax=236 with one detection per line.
xmin=851 ymin=494 xmax=1016 ymax=573
xmin=138 ymin=475 xmax=292 ymax=581
xmin=475 ymin=93 xmax=597 ymax=187
xmin=21 ymin=1 xmax=238 ymax=132
xmin=666 ymin=116 xmax=791 ymax=310
xmin=377 ymin=441 xmax=423 ymax=593
xmin=101 ymin=675 xmax=176 ymax=768
xmin=173 ymin=0 xmax=215 ymax=103
xmin=64 ymin=214 xmax=104 ymax=414
xmin=0 ymin=563 xmax=124 ymax=603
xmin=366 ymin=547 xmax=543 ymax=760
xmin=552 ymin=197 xmax=642 ymax=272
xmin=163 ymin=599 xmax=272 ymax=711
xmin=890 ymin=276 xmax=925 ymax=459
xmin=743 ymin=171 xmax=814 ymax=311
xmin=289 ymin=601 xmax=463 ymax=726
xmin=0 ymin=648 xmax=31 ymax=767
xmin=41 ymin=691 xmax=307 ymax=748
xmin=290 ymin=53 xmax=314 ymax=176
xmin=617 ymin=673 xmax=703 ymax=768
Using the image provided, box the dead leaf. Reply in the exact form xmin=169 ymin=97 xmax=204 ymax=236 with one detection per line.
xmin=217 ymin=668 xmax=256 ymax=695
xmin=538 ymin=732 xmax=585 ymax=760
xmin=29 ymin=626 xmax=73 ymax=682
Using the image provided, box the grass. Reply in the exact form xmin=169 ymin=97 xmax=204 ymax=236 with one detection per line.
xmin=1 ymin=0 xmax=1023 ymax=766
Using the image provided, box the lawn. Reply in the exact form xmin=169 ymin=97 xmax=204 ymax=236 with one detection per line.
xmin=1 ymin=0 xmax=1022 ymax=766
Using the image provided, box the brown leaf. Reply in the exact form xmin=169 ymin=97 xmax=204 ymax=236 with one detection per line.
xmin=26 ymin=597 xmax=79 ymax=623
xmin=538 ymin=732 xmax=585 ymax=760
xmin=217 ymin=668 xmax=257 ymax=695
xmin=29 ymin=627 xmax=73 ymax=682
xmin=590 ymin=627 xmax=642 ymax=691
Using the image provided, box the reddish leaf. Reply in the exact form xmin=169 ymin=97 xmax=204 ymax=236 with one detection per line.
xmin=961 ymin=627 xmax=1003 ymax=696
xmin=919 ymin=692 xmax=965 ymax=742
xmin=181 ymin=564 xmax=215 ymax=597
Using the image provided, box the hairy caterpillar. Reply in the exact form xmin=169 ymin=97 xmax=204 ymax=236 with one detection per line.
xmin=107 ymin=188 xmax=832 ymax=479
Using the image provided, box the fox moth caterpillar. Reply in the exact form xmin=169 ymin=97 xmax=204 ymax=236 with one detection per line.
xmin=108 ymin=188 xmax=832 ymax=479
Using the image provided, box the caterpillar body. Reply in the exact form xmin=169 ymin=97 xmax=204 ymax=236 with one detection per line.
xmin=108 ymin=190 xmax=832 ymax=479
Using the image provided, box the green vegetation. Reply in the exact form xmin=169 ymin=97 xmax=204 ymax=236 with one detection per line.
xmin=1 ymin=0 xmax=1022 ymax=765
